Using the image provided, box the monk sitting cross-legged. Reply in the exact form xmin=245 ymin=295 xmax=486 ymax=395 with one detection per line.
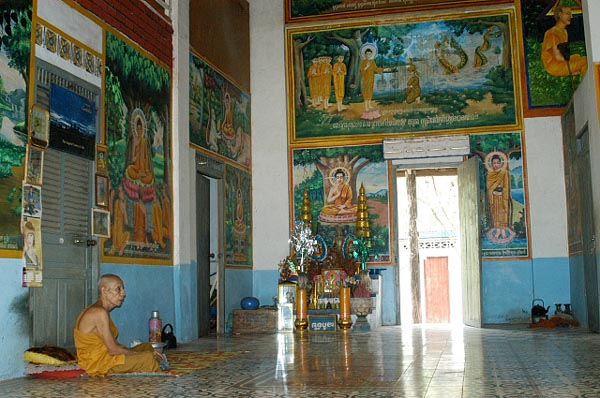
xmin=74 ymin=274 xmax=164 ymax=376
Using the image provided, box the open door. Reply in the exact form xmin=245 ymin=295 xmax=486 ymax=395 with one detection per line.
xmin=458 ymin=156 xmax=483 ymax=328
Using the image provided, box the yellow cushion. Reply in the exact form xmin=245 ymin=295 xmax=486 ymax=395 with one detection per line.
xmin=23 ymin=345 xmax=77 ymax=366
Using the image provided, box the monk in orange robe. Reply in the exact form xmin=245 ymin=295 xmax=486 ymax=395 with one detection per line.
xmin=109 ymin=186 xmax=130 ymax=256
xmin=74 ymin=274 xmax=163 ymax=376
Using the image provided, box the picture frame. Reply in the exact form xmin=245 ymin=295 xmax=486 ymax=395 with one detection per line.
xmin=322 ymin=269 xmax=342 ymax=294
xmin=278 ymin=303 xmax=295 ymax=331
xmin=22 ymin=183 xmax=42 ymax=219
xmin=278 ymin=283 xmax=297 ymax=309
xmin=285 ymin=0 xmax=513 ymax=23
xmin=285 ymin=7 xmax=522 ymax=144
xmin=25 ymin=145 xmax=44 ymax=186
xmin=92 ymin=208 xmax=110 ymax=238
xmin=95 ymin=174 xmax=109 ymax=209
xmin=95 ymin=144 xmax=108 ymax=175
xmin=29 ymin=104 xmax=49 ymax=149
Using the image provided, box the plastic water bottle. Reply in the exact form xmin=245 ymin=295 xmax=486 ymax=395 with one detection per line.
xmin=149 ymin=310 xmax=162 ymax=342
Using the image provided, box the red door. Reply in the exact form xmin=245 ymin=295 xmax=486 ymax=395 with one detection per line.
xmin=424 ymin=256 xmax=450 ymax=323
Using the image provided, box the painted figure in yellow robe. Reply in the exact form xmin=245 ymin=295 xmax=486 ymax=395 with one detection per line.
xmin=486 ymin=154 xmax=511 ymax=239
xmin=321 ymin=169 xmax=357 ymax=216
xmin=109 ymin=186 xmax=130 ymax=256
xmin=541 ymin=4 xmax=587 ymax=77
xmin=360 ymin=46 xmax=383 ymax=111
xmin=405 ymin=60 xmax=421 ymax=104
xmin=151 ymin=195 xmax=167 ymax=249
xmin=307 ymin=57 xmax=320 ymax=107
xmin=332 ymin=54 xmax=347 ymax=112
xmin=161 ymin=184 xmax=172 ymax=240
xmin=221 ymin=91 xmax=236 ymax=139
xmin=126 ymin=117 xmax=154 ymax=185
xmin=133 ymin=192 xmax=147 ymax=248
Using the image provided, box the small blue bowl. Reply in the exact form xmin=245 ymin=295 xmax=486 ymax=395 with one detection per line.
xmin=240 ymin=296 xmax=260 ymax=310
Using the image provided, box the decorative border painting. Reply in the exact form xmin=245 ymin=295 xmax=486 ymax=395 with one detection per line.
xmin=286 ymin=7 xmax=522 ymax=144
xmin=224 ymin=163 xmax=252 ymax=267
xmin=102 ymin=31 xmax=172 ymax=264
xmin=469 ymin=132 xmax=529 ymax=258
xmin=291 ymin=143 xmax=392 ymax=265
xmin=285 ymin=0 xmax=513 ymax=23
xmin=189 ymin=51 xmax=251 ymax=169
xmin=521 ymin=0 xmax=587 ymax=113
xmin=0 ymin=2 xmax=31 ymax=255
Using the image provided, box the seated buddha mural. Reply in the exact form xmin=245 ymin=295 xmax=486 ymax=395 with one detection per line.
xmin=122 ymin=110 xmax=155 ymax=203
xmin=318 ymin=167 xmax=357 ymax=224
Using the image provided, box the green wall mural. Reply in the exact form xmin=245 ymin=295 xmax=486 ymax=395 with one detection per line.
xmin=224 ymin=163 xmax=252 ymax=267
xmin=0 ymin=2 xmax=31 ymax=254
xmin=102 ymin=31 xmax=172 ymax=263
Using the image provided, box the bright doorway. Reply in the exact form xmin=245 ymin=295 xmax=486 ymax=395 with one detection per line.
xmin=397 ymin=169 xmax=463 ymax=325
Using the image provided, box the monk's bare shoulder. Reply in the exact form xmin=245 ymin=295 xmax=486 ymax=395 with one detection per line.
xmin=77 ymin=304 xmax=109 ymax=333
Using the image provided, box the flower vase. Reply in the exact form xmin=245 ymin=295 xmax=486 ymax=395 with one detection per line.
xmin=338 ymin=287 xmax=352 ymax=330
xmin=295 ymin=288 xmax=308 ymax=331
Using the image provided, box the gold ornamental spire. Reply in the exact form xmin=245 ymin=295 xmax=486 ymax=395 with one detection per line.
xmin=355 ymin=183 xmax=371 ymax=244
xmin=300 ymin=188 xmax=313 ymax=228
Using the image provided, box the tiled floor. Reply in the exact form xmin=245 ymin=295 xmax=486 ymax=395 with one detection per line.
xmin=2 ymin=324 xmax=600 ymax=397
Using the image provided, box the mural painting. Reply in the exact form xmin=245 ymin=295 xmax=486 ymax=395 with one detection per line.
xmin=286 ymin=8 xmax=521 ymax=144
xmin=470 ymin=132 xmax=529 ymax=258
xmin=224 ymin=163 xmax=252 ymax=267
xmin=189 ymin=52 xmax=251 ymax=169
xmin=291 ymin=144 xmax=392 ymax=264
xmin=102 ymin=31 xmax=172 ymax=263
xmin=0 ymin=1 xmax=31 ymax=255
xmin=522 ymin=0 xmax=587 ymax=110
xmin=286 ymin=0 xmax=513 ymax=23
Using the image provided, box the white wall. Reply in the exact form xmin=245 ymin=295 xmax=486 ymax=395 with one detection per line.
xmin=249 ymin=0 xmax=290 ymax=271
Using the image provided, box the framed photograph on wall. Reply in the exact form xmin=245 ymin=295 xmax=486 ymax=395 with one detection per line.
xmin=95 ymin=144 xmax=108 ymax=175
xmin=29 ymin=104 xmax=49 ymax=149
xmin=95 ymin=174 xmax=109 ymax=209
xmin=25 ymin=145 xmax=44 ymax=186
xmin=92 ymin=208 xmax=110 ymax=238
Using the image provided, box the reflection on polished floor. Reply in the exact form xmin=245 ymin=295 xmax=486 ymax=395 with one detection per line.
xmin=2 ymin=324 xmax=600 ymax=398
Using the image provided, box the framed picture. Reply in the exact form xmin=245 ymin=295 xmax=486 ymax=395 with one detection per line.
xmin=95 ymin=144 xmax=108 ymax=175
xmin=29 ymin=104 xmax=49 ymax=149
xmin=22 ymin=183 xmax=42 ymax=219
xmin=322 ymin=269 xmax=342 ymax=294
xmin=92 ymin=208 xmax=110 ymax=238
xmin=285 ymin=0 xmax=513 ymax=23
xmin=285 ymin=7 xmax=521 ymax=144
xmin=278 ymin=283 xmax=297 ymax=309
xmin=95 ymin=174 xmax=109 ymax=208
xmin=25 ymin=145 xmax=44 ymax=186
xmin=278 ymin=303 xmax=294 ymax=331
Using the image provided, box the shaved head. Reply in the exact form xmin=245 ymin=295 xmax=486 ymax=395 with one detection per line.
xmin=98 ymin=274 xmax=123 ymax=294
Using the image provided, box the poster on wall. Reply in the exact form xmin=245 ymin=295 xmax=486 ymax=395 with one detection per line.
xmin=0 ymin=2 xmax=31 ymax=255
xmin=22 ymin=216 xmax=42 ymax=287
xmin=470 ymin=132 xmax=529 ymax=258
xmin=521 ymin=0 xmax=587 ymax=112
xmin=189 ymin=52 xmax=251 ymax=169
xmin=291 ymin=144 xmax=392 ymax=264
xmin=224 ymin=163 xmax=252 ymax=267
xmin=102 ymin=31 xmax=173 ymax=264
xmin=286 ymin=7 xmax=522 ymax=144
xmin=285 ymin=0 xmax=513 ymax=23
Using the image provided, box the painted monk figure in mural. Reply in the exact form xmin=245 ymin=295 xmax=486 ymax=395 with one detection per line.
xmin=332 ymin=54 xmax=347 ymax=112
xmin=405 ymin=59 xmax=421 ymax=105
xmin=541 ymin=4 xmax=587 ymax=77
xmin=133 ymin=191 xmax=147 ymax=248
xmin=109 ymin=186 xmax=130 ymax=256
xmin=126 ymin=117 xmax=154 ymax=185
xmin=321 ymin=169 xmax=357 ymax=217
xmin=359 ymin=46 xmax=383 ymax=112
xmin=151 ymin=195 xmax=167 ymax=249
xmin=486 ymin=154 xmax=511 ymax=240
xmin=74 ymin=274 xmax=165 ymax=376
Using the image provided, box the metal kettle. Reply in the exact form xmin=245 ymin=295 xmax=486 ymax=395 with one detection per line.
xmin=531 ymin=299 xmax=550 ymax=323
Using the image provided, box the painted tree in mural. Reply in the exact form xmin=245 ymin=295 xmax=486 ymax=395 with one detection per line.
xmin=293 ymin=146 xmax=383 ymax=218
xmin=105 ymin=32 xmax=171 ymax=195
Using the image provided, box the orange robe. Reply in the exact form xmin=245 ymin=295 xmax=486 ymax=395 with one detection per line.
xmin=133 ymin=200 xmax=147 ymax=244
xmin=111 ymin=199 xmax=130 ymax=254
xmin=151 ymin=201 xmax=166 ymax=248
xmin=74 ymin=312 xmax=159 ymax=375
xmin=541 ymin=26 xmax=587 ymax=77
